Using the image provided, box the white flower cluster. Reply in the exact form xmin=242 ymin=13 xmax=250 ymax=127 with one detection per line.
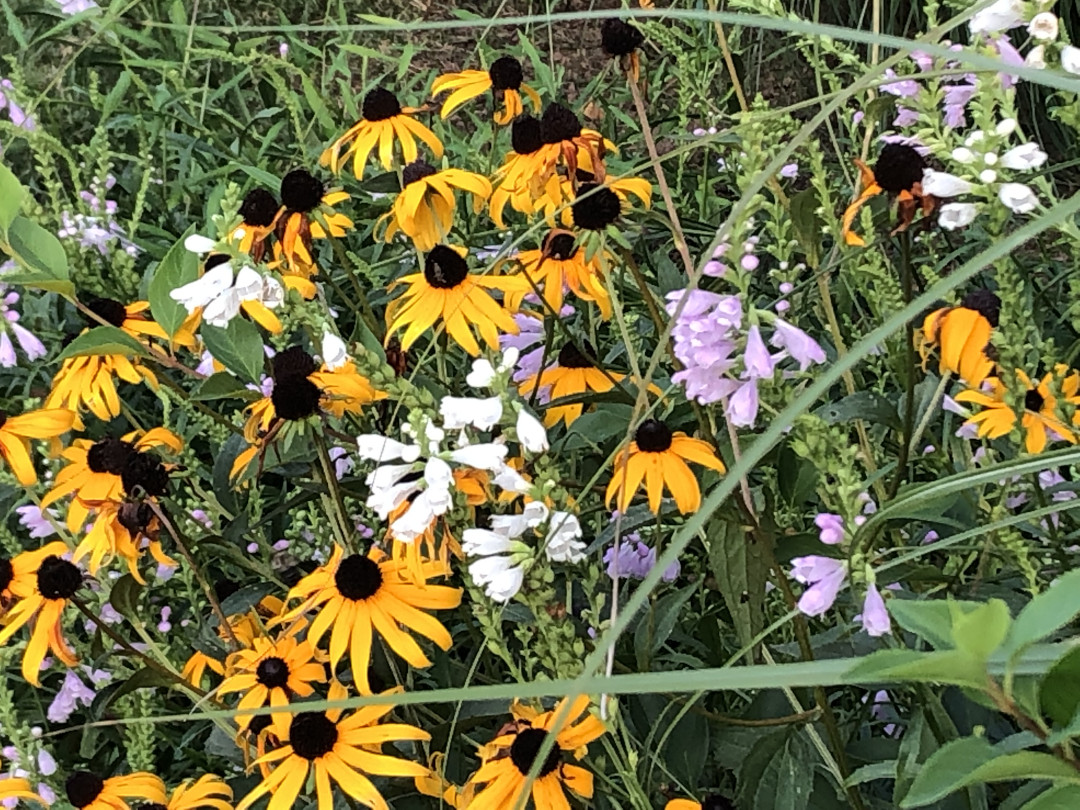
xmin=968 ymin=1 xmax=1080 ymax=74
xmin=464 ymin=502 xmax=586 ymax=603
xmin=921 ymin=118 xmax=1048 ymax=228
xmin=171 ymin=234 xmax=284 ymax=328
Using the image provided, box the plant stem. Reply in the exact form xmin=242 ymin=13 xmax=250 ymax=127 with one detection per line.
xmin=889 ymin=233 xmax=917 ymax=499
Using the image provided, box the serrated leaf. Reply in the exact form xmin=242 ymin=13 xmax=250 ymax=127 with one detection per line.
xmin=56 ymin=326 xmax=150 ymax=361
xmin=148 ymin=229 xmax=198 ymax=339
xmin=708 ymin=518 xmax=767 ymax=655
xmin=815 ymin=390 xmax=901 ymax=429
xmin=0 ymin=162 xmax=26 ymax=233
xmin=1000 ymin=569 xmax=1080 ymax=662
xmin=201 ymin=319 xmax=265 ymax=384
xmin=845 ymin=648 xmax=987 ymax=689
xmin=1018 ymin=785 xmax=1080 ymax=809
xmin=951 ymin=599 xmax=1011 ymax=661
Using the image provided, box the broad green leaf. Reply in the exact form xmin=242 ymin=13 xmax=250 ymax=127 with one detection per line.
xmin=201 ymin=319 xmax=265 ymax=384
xmin=192 ymin=372 xmax=259 ymax=402
xmin=903 ymin=739 xmax=1080 ymax=807
xmin=634 ymin=581 xmax=698 ymax=670
xmin=148 ymin=230 xmax=199 ymax=339
xmin=108 ymin=574 xmax=143 ymax=620
xmin=218 ymin=582 xmax=276 ymax=621
xmin=0 ymin=162 xmax=25 ymax=233
xmin=789 ymin=186 xmax=823 ymax=267
xmin=888 ymin=599 xmax=969 ymax=650
xmin=845 ymin=649 xmax=987 ymax=689
xmin=738 ymin=730 xmax=814 ymax=810
xmin=230 ymin=162 xmax=282 ymax=190
xmin=1040 ymin=647 xmax=1080 ymax=729
xmin=815 ymin=390 xmax=901 ymax=429
xmin=56 ymin=326 xmax=150 ymax=361
xmin=951 ymin=599 xmax=1011 ymax=661
xmin=707 ymin=518 xmax=767 ymax=656
xmin=4 ymin=216 xmax=72 ymax=294
xmin=1019 ymin=785 xmax=1080 ymax=809
xmin=846 ymin=762 xmax=897 ymax=786
xmin=1001 ymin=569 xmax=1080 ymax=662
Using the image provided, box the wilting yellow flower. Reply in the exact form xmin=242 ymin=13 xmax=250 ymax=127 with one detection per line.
xmin=431 ymin=56 xmax=541 ymax=125
xmin=378 ymin=161 xmax=491 ymax=252
xmin=842 ymin=143 xmax=933 ymax=247
xmin=0 ymin=407 xmax=74 ymax=486
xmin=502 ymin=229 xmax=612 ymax=319
xmin=322 ymin=87 xmax=443 ymax=178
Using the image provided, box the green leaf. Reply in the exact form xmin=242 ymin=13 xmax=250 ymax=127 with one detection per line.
xmin=109 ymin=574 xmax=143 ymax=619
xmin=1001 ymin=569 xmax=1080 ymax=662
xmin=845 ymin=649 xmax=987 ymax=689
xmin=708 ymin=518 xmax=767 ymax=656
xmin=0 ymin=162 xmax=25 ymax=233
xmin=101 ymin=71 xmax=132 ymax=121
xmin=148 ymin=230 xmax=199 ymax=339
xmin=951 ymin=599 xmax=1012 ymax=661
xmin=230 ymin=162 xmax=282 ymax=190
xmin=107 ymin=666 xmax=175 ymax=703
xmin=201 ymin=319 xmax=265 ymax=384
xmin=56 ymin=326 xmax=150 ymax=361
xmin=815 ymin=390 xmax=901 ymax=429
xmin=634 ymin=581 xmax=698 ymax=670
xmin=888 ymin=599 xmax=977 ymax=650
xmin=902 ymin=738 xmax=1080 ymax=808
xmin=4 ymin=216 xmax=72 ymax=294
xmin=789 ymin=187 xmax=823 ymax=267
xmin=1019 ymin=785 xmax=1080 ymax=809
xmin=738 ymin=729 xmax=815 ymax=810
xmin=192 ymin=372 xmax=259 ymax=402
xmin=219 ymin=582 xmax=275 ymax=620
xmin=1040 ymin=647 xmax=1080 ymax=728
xmin=846 ymin=762 xmax=897 ymax=786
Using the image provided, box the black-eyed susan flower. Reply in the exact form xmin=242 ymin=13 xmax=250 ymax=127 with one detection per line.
xmin=219 ymin=634 xmax=326 ymax=731
xmin=159 ymin=775 xmax=233 ymax=810
xmin=0 ymin=542 xmax=82 ymax=685
xmin=75 ymin=496 xmax=177 ymax=583
xmin=504 ymin=229 xmax=613 ymax=318
xmin=920 ymin=289 xmax=1000 ymax=387
xmin=181 ymin=596 xmax=289 ymax=688
xmin=63 ymin=770 xmax=166 ymax=810
xmin=235 ymin=680 xmax=429 ymax=810
xmin=322 ymin=87 xmax=444 ymax=178
xmin=274 ymin=544 xmax=461 ymax=694
xmin=521 ymin=340 xmax=629 ymax=427
xmin=431 ymin=56 xmax=542 ymax=125
xmin=842 ymin=143 xmax=933 ymax=246
xmin=386 ymin=245 xmax=527 ymax=357
xmin=601 ymin=19 xmax=646 ymax=80
xmin=46 ymin=298 xmax=189 ymax=427
xmin=275 ymin=169 xmax=353 ymax=269
xmin=41 ymin=427 xmax=181 ymax=533
xmin=234 ymin=187 xmax=282 ymax=264
xmin=606 ymin=418 xmax=726 ymax=514
xmin=378 ymin=161 xmax=492 ymax=252
xmin=955 ymin=370 xmax=1077 ymax=454
xmin=466 ymin=696 xmax=605 ymax=810
xmin=0 ymin=407 xmax=74 ymax=486
xmin=571 ymin=177 xmax=652 ymax=231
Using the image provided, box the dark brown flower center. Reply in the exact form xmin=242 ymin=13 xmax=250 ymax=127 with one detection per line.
xmin=273 ymin=346 xmax=318 ymax=381
xmin=402 ymin=160 xmax=437 ymax=188
xmin=248 ymin=714 xmax=273 ymax=736
xmin=540 ymin=103 xmax=582 ymax=144
xmin=1025 ymin=389 xmax=1045 ymax=412
xmin=424 ymin=245 xmax=470 ymax=289
xmin=87 ymin=437 xmax=135 ymax=475
xmin=85 ymin=297 xmax=128 ymax=328
xmin=256 ymin=655 xmax=290 ymax=689
xmin=961 ymin=289 xmax=1001 ymax=328
xmin=558 ymin=340 xmax=597 ymax=369
xmin=0 ymin=558 xmax=12 ymax=592
xmin=601 ymin=18 xmax=644 ymax=56
xmin=545 ymin=232 xmax=578 ymax=261
xmin=121 ymin=451 xmax=169 ymax=497
xmin=334 ymin=553 xmax=384 ymax=601
xmin=702 ymin=795 xmax=735 ymax=810
xmin=571 ymin=183 xmax=621 ymax=231
xmin=38 ymin=555 xmax=82 ymax=600
xmin=0 ymin=411 xmax=6 ymax=429
xmin=635 ymin=418 xmax=673 ymax=452
xmin=271 ymin=377 xmax=322 ymax=421
xmin=204 ymin=254 xmax=231 ymax=271
xmin=289 ymin=712 xmax=338 ymax=760
xmin=873 ymin=143 xmax=925 ymax=194
xmin=363 ymin=87 xmax=402 ymax=121
xmin=280 ymin=169 xmax=324 ymax=213
xmin=489 ymin=56 xmax=524 ymax=91
xmin=240 ymin=188 xmax=281 ymax=227
xmin=117 ymin=501 xmax=155 ymax=535
xmin=65 ymin=772 xmax=105 ymax=808
xmin=509 ymin=727 xmax=561 ymax=777
xmin=511 ymin=114 xmax=544 ymax=155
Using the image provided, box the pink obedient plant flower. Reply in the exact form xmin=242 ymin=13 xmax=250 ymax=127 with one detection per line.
xmin=860 ymin=584 xmax=892 ymax=636
xmin=791 ymin=556 xmax=847 ymax=617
